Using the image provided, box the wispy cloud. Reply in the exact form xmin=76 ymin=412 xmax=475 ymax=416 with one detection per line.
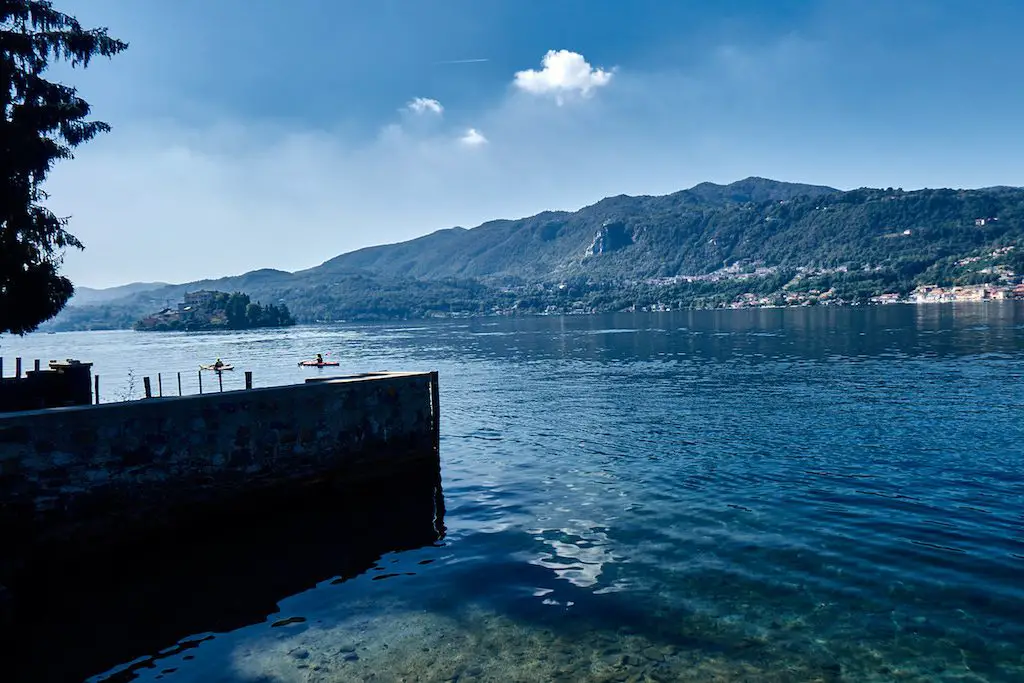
xmin=459 ymin=128 xmax=488 ymax=147
xmin=406 ymin=97 xmax=444 ymax=115
xmin=434 ymin=58 xmax=489 ymax=65
xmin=514 ymin=50 xmax=613 ymax=105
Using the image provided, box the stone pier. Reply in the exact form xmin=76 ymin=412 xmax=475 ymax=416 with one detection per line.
xmin=0 ymin=371 xmax=441 ymax=588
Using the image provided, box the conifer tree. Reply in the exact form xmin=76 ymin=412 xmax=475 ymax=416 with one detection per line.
xmin=0 ymin=1 xmax=126 ymax=334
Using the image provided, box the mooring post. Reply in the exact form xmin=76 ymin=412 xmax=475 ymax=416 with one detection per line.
xmin=15 ymin=357 xmax=21 ymax=378
xmin=218 ymin=371 xmax=224 ymax=393
xmin=158 ymin=373 xmax=163 ymax=397
xmin=94 ymin=375 xmax=99 ymax=404
xmin=245 ymin=371 xmax=253 ymax=390
xmin=0 ymin=357 xmax=4 ymax=378
xmin=429 ymin=370 xmax=440 ymax=454
xmin=177 ymin=372 xmax=182 ymax=396
xmin=143 ymin=376 xmax=152 ymax=399
xmin=33 ymin=359 xmax=40 ymax=373
xmin=198 ymin=370 xmax=203 ymax=394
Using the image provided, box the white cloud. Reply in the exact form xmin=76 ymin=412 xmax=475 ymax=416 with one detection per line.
xmin=459 ymin=128 xmax=488 ymax=146
xmin=406 ymin=97 xmax=444 ymax=115
xmin=513 ymin=50 xmax=613 ymax=104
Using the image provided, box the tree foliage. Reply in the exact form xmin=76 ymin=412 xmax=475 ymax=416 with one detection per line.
xmin=0 ymin=1 xmax=126 ymax=334
xmin=211 ymin=291 xmax=295 ymax=329
xmin=133 ymin=291 xmax=296 ymax=331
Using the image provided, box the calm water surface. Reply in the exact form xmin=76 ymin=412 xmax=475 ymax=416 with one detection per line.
xmin=4 ymin=304 xmax=1024 ymax=682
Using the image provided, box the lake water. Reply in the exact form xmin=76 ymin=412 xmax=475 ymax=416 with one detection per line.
xmin=4 ymin=303 xmax=1024 ymax=682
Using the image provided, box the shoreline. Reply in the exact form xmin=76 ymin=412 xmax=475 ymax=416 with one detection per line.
xmin=34 ymin=296 xmax=1024 ymax=332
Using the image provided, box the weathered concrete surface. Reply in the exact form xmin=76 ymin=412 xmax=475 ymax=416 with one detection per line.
xmin=0 ymin=371 xmax=439 ymax=585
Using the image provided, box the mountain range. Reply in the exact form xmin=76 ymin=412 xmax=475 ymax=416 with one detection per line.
xmin=42 ymin=177 xmax=1024 ymax=330
xmin=70 ymin=282 xmax=171 ymax=307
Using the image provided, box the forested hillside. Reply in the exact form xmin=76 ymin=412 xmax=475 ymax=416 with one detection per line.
xmin=42 ymin=178 xmax=1024 ymax=329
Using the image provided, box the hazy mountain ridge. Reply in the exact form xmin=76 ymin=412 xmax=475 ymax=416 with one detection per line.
xmin=71 ymin=281 xmax=171 ymax=306
xmin=43 ymin=177 xmax=1024 ymax=330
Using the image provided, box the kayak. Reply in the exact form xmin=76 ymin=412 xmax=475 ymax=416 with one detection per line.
xmin=298 ymin=360 xmax=340 ymax=367
xmin=200 ymin=364 xmax=234 ymax=371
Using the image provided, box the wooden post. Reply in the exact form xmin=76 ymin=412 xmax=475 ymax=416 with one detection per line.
xmin=15 ymin=357 xmax=21 ymax=378
xmin=94 ymin=375 xmax=100 ymax=404
xmin=198 ymin=370 xmax=203 ymax=394
xmin=218 ymin=371 xmax=223 ymax=393
xmin=0 ymin=357 xmax=4 ymax=378
xmin=177 ymin=372 xmax=182 ymax=396
xmin=158 ymin=373 xmax=163 ymax=397
xmin=429 ymin=370 xmax=440 ymax=454
xmin=33 ymin=359 xmax=40 ymax=373
xmin=143 ymin=376 xmax=152 ymax=399
xmin=245 ymin=370 xmax=252 ymax=390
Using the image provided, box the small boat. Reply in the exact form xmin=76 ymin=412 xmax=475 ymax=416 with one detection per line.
xmin=298 ymin=360 xmax=340 ymax=367
xmin=200 ymin=364 xmax=234 ymax=372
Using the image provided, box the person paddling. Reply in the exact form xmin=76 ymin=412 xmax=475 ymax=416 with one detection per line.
xmin=213 ymin=358 xmax=224 ymax=370
xmin=315 ymin=353 xmax=324 ymax=365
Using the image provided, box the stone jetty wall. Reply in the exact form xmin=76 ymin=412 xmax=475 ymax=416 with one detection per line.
xmin=0 ymin=371 xmax=439 ymax=581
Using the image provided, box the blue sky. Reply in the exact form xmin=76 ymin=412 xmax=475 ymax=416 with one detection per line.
xmin=40 ymin=0 xmax=1024 ymax=288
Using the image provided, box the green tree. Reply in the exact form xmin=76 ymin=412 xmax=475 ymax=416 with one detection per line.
xmin=0 ymin=1 xmax=126 ymax=334
xmin=244 ymin=301 xmax=262 ymax=327
xmin=278 ymin=302 xmax=295 ymax=325
xmin=225 ymin=292 xmax=250 ymax=327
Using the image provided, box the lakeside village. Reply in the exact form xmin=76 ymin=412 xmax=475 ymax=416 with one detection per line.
xmin=536 ymin=281 xmax=1024 ymax=316
xmin=476 ymin=246 xmax=1024 ymax=317
xmin=626 ymin=279 xmax=1023 ymax=314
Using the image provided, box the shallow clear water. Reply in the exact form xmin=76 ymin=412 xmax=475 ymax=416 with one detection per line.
xmin=4 ymin=303 xmax=1024 ymax=682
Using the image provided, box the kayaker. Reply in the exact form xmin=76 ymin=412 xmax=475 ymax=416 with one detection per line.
xmin=213 ymin=358 xmax=224 ymax=370
xmin=315 ymin=353 xmax=324 ymax=365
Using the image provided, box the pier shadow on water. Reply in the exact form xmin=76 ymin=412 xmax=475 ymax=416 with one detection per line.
xmin=4 ymin=462 xmax=446 ymax=683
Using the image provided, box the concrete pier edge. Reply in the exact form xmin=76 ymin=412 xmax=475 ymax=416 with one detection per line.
xmin=0 ymin=371 xmax=441 ymax=592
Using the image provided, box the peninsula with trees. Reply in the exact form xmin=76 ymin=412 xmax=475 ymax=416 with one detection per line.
xmin=133 ymin=291 xmax=296 ymax=332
